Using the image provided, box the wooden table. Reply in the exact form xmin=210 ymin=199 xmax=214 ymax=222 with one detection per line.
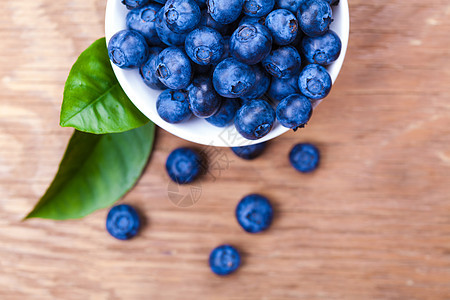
xmin=1 ymin=0 xmax=449 ymax=299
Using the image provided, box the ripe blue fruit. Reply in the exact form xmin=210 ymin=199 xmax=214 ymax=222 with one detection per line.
xmin=275 ymin=0 xmax=304 ymax=13
xmin=242 ymin=0 xmax=275 ymax=18
xmin=298 ymin=63 xmax=331 ymax=100
xmin=297 ymin=0 xmax=333 ymax=37
xmin=140 ymin=47 xmax=166 ymax=90
xmin=241 ymin=65 xmax=271 ymax=101
xmin=156 ymin=47 xmax=192 ymax=89
xmin=185 ymin=27 xmax=225 ymax=65
xmin=289 ymin=143 xmax=320 ymax=173
xmin=166 ymin=147 xmax=202 ymax=184
xmin=265 ymin=9 xmax=299 ymax=45
xmin=122 ymin=0 xmax=150 ymax=10
xmin=276 ymin=94 xmax=312 ymax=129
xmin=187 ymin=76 xmax=223 ymax=118
xmin=209 ymin=245 xmax=241 ymax=276
xmin=155 ymin=9 xmax=189 ymax=46
xmin=126 ymin=3 xmax=163 ymax=46
xmin=106 ymin=204 xmax=141 ymax=240
xmin=199 ymin=10 xmax=228 ymax=35
xmin=236 ymin=194 xmax=273 ymax=233
xmin=212 ymin=57 xmax=256 ymax=98
xmin=262 ymin=46 xmax=301 ymax=79
xmin=206 ymin=99 xmax=241 ymax=127
xmin=301 ymin=30 xmax=342 ymax=65
xmin=230 ymin=23 xmax=272 ymax=65
xmin=235 ymin=99 xmax=275 ymax=140
xmin=231 ymin=142 xmax=267 ymax=160
xmin=108 ymin=30 xmax=149 ymax=69
xmin=156 ymin=89 xmax=193 ymax=123
xmin=239 ymin=15 xmax=266 ymax=26
xmin=164 ymin=0 xmax=201 ymax=33
xmin=207 ymin=0 xmax=244 ymax=24
xmin=267 ymin=73 xmax=300 ymax=103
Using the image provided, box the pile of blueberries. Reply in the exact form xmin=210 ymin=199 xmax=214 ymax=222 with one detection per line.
xmin=106 ymin=141 xmax=320 ymax=275
xmin=108 ymin=0 xmax=342 ymax=140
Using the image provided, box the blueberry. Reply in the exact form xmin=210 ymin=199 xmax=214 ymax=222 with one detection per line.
xmin=156 ymin=89 xmax=193 ymax=123
xmin=126 ymin=3 xmax=163 ymax=46
xmin=267 ymin=73 xmax=300 ymax=103
xmin=155 ymin=8 xmax=189 ymax=46
xmin=236 ymin=194 xmax=273 ymax=233
xmin=185 ymin=27 xmax=225 ymax=65
xmin=199 ymin=10 xmax=228 ymax=35
xmin=265 ymin=9 xmax=299 ymax=45
xmin=106 ymin=204 xmax=140 ymax=240
xmin=239 ymin=15 xmax=266 ymax=26
xmin=212 ymin=57 xmax=256 ymax=98
xmin=206 ymin=98 xmax=241 ymax=127
xmin=166 ymin=147 xmax=202 ymax=184
xmin=297 ymin=0 xmax=333 ymax=37
xmin=207 ymin=0 xmax=244 ymax=24
xmin=231 ymin=142 xmax=266 ymax=160
xmin=187 ymin=76 xmax=223 ymax=118
xmin=275 ymin=0 xmax=304 ymax=13
xmin=156 ymin=47 xmax=192 ymax=89
xmin=298 ymin=63 xmax=331 ymax=100
xmin=235 ymin=99 xmax=275 ymax=140
xmin=209 ymin=245 xmax=241 ymax=276
xmin=241 ymin=64 xmax=270 ymax=101
xmin=163 ymin=0 xmax=201 ymax=33
xmin=122 ymin=0 xmax=150 ymax=9
xmin=276 ymin=94 xmax=312 ymax=129
xmin=262 ymin=46 xmax=301 ymax=79
xmin=140 ymin=47 xmax=166 ymax=90
xmin=230 ymin=23 xmax=272 ymax=65
xmin=289 ymin=143 xmax=320 ymax=172
xmin=242 ymin=0 xmax=274 ymax=17
xmin=301 ymin=30 xmax=341 ymax=65
xmin=108 ymin=30 xmax=149 ymax=69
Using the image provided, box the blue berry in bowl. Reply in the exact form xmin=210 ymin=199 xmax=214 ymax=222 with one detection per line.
xmin=108 ymin=30 xmax=149 ymax=69
xmin=231 ymin=142 xmax=267 ymax=160
xmin=289 ymin=143 xmax=320 ymax=173
xmin=164 ymin=0 xmax=201 ymax=33
xmin=297 ymin=0 xmax=333 ymax=37
xmin=126 ymin=3 xmax=163 ymax=46
xmin=122 ymin=0 xmax=150 ymax=10
xmin=166 ymin=147 xmax=202 ymax=184
xmin=265 ymin=9 xmax=299 ymax=46
xmin=207 ymin=0 xmax=244 ymax=25
xmin=230 ymin=23 xmax=272 ymax=65
xmin=235 ymin=99 xmax=275 ymax=140
xmin=239 ymin=15 xmax=266 ymax=26
xmin=212 ymin=57 xmax=256 ymax=98
xmin=206 ymin=98 xmax=241 ymax=127
xmin=275 ymin=0 xmax=304 ymax=13
xmin=199 ymin=10 xmax=228 ymax=35
xmin=242 ymin=0 xmax=274 ymax=18
xmin=106 ymin=204 xmax=141 ymax=240
xmin=155 ymin=47 xmax=192 ymax=89
xmin=155 ymin=9 xmax=189 ymax=46
xmin=236 ymin=194 xmax=273 ymax=233
xmin=262 ymin=46 xmax=301 ymax=79
xmin=209 ymin=245 xmax=241 ymax=276
xmin=301 ymin=30 xmax=342 ymax=65
xmin=187 ymin=76 xmax=222 ymax=118
xmin=241 ymin=65 xmax=271 ymax=101
xmin=140 ymin=47 xmax=166 ymax=90
xmin=267 ymin=73 xmax=300 ymax=103
xmin=276 ymin=94 xmax=312 ymax=129
xmin=156 ymin=89 xmax=192 ymax=123
xmin=185 ymin=27 xmax=225 ymax=65
xmin=298 ymin=63 xmax=331 ymax=100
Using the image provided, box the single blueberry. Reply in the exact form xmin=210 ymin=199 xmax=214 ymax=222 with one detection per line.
xmin=212 ymin=57 xmax=256 ymax=98
xmin=140 ymin=47 xmax=166 ymax=90
xmin=207 ymin=0 xmax=244 ymax=24
xmin=297 ymin=0 xmax=333 ymax=37
xmin=276 ymin=0 xmax=305 ymax=13
xmin=126 ymin=3 xmax=163 ymax=46
xmin=265 ymin=9 xmax=299 ymax=45
xmin=185 ymin=27 xmax=225 ymax=65
xmin=231 ymin=142 xmax=267 ymax=160
xmin=187 ymin=76 xmax=223 ymax=118
xmin=276 ymin=94 xmax=312 ymax=129
xmin=156 ymin=89 xmax=193 ymax=123
xmin=199 ymin=10 xmax=228 ymax=35
xmin=206 ymin=98 xmax=241 ymax=127
xmin=289 ymin=143 xmax=320 ymax=172
xmin=239 ymin=15 xmax=266 ymax=26
xmin=155 ymin=8 xmax=189 ymax=46
xmin=108 ymin=30 xmax=149 ymax=69
xmin=106 ymin=204 xmax=140 ymax=240
xmin=243 ymin=0 xmax=274 ymax=18
xmin=163 ymin=0 xmax=201 ymax=33
xmin=209 ymin=245 xmax=241 ymax=276
xmin=166 ymin=147 xmax=202 ymax=184
xmin=298 ymin=63 xmax=331 ymax=100
xmin=241 ymin=64 xmax=271 ymax=101
xmin=236 ymin=194 xmax=273 ymax=233
xmin=262 ymin=46 xmax=301 ymax=79
xmin=122 ymin=0 xmax=150 ymax=10
xmin=235 ymin=99 xmax=275 ymax=140
xmin=301 ymin=30 xmax=341 ymax=65
xmin=267 ymin=73 xmax=300 ymax=103
xmin=156 ymin=47 xmax=192 ymax=89
xmin=230 ymin=23 xmax=272 ymax=65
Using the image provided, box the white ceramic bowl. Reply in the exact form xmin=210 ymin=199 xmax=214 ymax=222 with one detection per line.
xmin=105 ymin=0 xmax=349 ymax=147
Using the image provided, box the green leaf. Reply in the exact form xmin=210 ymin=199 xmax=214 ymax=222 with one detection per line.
xmin=60 ymin=38 xmax=149 ymax=134
xmin=25 ymin=123 xmax=155 ymax=220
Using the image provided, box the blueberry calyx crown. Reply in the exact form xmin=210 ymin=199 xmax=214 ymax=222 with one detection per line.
xmin=231 ymin=81 xmax=250 ymax=95
xmin=165 ymin=8 xmax=179 ymax=24
xmin=156 ymin=64 xmax=171 ymax=79
xmin=110 ymin=49 xmax=126 ymax=67
xmin=194 ymin=46 xmax=213 ymax=63
xmin=255 ymin=123 xmax=271 ymax=138
xmin=244 ymin=1 xmax=262 ymax=15
xmin=237 ymin=25 xmax=257 ymax=42
xmin=141 ymin=8 xmax=157 ymax=22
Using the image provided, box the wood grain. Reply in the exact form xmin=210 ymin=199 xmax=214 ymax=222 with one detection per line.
xmin=1 ymin=0 xmax=450 ymax=299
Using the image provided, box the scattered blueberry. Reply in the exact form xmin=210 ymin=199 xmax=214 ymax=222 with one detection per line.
xmin=106 ymin=204 xmax=141 ymax=240
xmin=122 ymin=0 xmax=150 ymax=10
xmin=209 ymin=245 xmax=241 ymax=276
xmin=206 ymin=98 xmax=241 ymax=127
xmin=164 ymin=0 xmax=201 ymax=33
xmin=235 ymin=99 xmax=275 ymax=140
xmin=262 ymin=46 xmax=301 ymax=79
xmin=289 ymin=143 xmax=320 ymax=172
xmin=207 ymin=0 xmax=244 ymax=24
xmin=156 ymin=89 xmax=193 ymax=123
xmin=199 ymin=10 xmax=228 ymax=35
xmin=230 ymin=23 xmax=272 ymax=65
xmin=108 ymin=30 xmax=149 ymax=69
xmin=275 ymin=0 xmax=304 ymax=13
xmin=236 ymin=194 xmax=273 ymax=233
xmin=265 ymin=9 xmax=299 ymax=45
xmin=155 ymin=9 xmax=189 ymax=46
xmin=267 ymin=73 xmax=300 ymax=103
xmin=187 ymin=76 xmax=222 ymax=117
xmin=297 ymin=0 xmax=333 ymax=37
xmin=243 ymin=0 xmax=275 ymax=18
xmin=126 ymin=3 xmax=163 ymax=46
xmin=212 ymin=57 xmax=256 ymax=98
xmin=298 ymin=63 xmax=331 ymax=100
xmin=185 ymin=27 xmax=225 ymax=65
xmin=140 ymin=47 xmax=166 ymax=90
xmin=241 ymin=65 xmax=271 ymax=101
xmin=276 ymin=94 xmax=312 ymax=129
xmin=231 ymin=142 xmax=267 ymax=160
xmin=301 ymin=30 xmax=341 ymax=65
xmin=156 ymin=47 xmax=192 ymax=89
xmin=166 ymin=147 xmax=202 ymax=184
